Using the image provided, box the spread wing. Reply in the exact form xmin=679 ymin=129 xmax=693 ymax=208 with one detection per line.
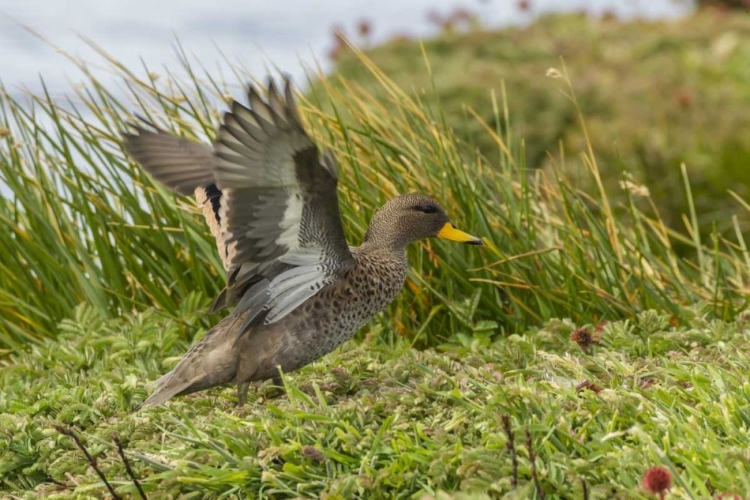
xmin=122 ymin=123 xmax=227 ymax=268
xmin=123 ymin=78 xmax=354 ymax=334
xmin=121 ymin=121 xmax=215 ymax=195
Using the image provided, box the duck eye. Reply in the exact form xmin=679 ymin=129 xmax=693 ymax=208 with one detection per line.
xmin=415 ymin=205 xmax=438 ymax=214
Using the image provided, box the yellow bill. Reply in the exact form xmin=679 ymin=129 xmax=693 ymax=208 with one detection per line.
xmin=437 ymin=222 xmax=483 ymax=245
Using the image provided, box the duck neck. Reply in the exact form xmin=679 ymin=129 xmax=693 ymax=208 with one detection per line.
xmin=363 ymin=225 xmax=411 ymax=255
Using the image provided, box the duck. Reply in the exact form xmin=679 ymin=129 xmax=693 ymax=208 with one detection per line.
xmin=123 ymin=78 xmax=482 ymax=407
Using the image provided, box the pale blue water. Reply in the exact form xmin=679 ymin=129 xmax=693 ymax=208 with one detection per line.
xmin=1 ymin=0 xmax=690 ymax=99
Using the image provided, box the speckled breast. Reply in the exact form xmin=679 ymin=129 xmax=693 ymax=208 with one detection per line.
xmin=279 ymin=250 xmax=408 ymax=371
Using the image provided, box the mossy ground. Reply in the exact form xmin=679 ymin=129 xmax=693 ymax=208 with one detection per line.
xmin=3 ymin=301 xmax=750 ymax=499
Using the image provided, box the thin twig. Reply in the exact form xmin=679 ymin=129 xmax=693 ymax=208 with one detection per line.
xmin=581 ymin=477 xmax=589 ymax=500
xmin=46 ymin=476 xmax=70 ymax=489
xmin=525 ymin=428 xmax=545 ymax=500
xmin=705 ymin=478 xmax=715 ymax=496
xmin=501 ymin=415 xmax=518 ymax=488
xmin=55 ymin=426 xmax=122 ymax=500
xmin=112 ymin=433 xmax=148 ymax=500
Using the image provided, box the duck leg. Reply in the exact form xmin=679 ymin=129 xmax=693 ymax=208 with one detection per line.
xmin=237 ymin=382 xmax=250 ymax=406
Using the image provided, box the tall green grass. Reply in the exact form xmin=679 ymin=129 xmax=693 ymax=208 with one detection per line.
xmin=1 ymin=39 xmax=749 ymax=354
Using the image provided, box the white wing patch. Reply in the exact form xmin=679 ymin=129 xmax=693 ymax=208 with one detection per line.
xmin=270 ymin=264 xmax=324 ymax=293
xmin=276 ymin=188 xmax=303 ymax=250
xmin=264 ymin=261 xmax=327 ymax=323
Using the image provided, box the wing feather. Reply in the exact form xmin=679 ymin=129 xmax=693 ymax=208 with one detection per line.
xmin=122 ymin=77 xmax=353 ymax=337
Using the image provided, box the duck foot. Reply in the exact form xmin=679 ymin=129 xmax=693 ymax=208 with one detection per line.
xmin=264 ymin=375 xmax=285 ymax=398
xmin=236 ymin=377 xmax=286 ymax=405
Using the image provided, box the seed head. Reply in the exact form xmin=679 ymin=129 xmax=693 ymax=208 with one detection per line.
xmin=576 ymin=380 xmax=602 ymax=393
xmin=301 ymin=446 xmax=325 ymax=463
xmin=357 ymin=19 xmax=372 ymax=38
xmin=571 ymin=327 xmax=599 ymax=352
xmin=643 ymin=466 xmax=672 ymax=498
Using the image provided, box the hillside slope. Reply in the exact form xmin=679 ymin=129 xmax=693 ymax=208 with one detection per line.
xmin=331 ymin=11 xmax=750 ymax=234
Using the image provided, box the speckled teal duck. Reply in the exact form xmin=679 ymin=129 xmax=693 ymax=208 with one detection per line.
xmin=124 ymin=78 xmax=482 ymax=407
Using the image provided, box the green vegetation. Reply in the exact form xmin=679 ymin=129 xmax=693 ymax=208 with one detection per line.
xmin=331 ymin=11 xmax=750 ymax=237
xmin=2 ymin=11 xmax=750 ymax=499
xmin=3 ymin=303 xmax=750 ymax=498
xmin=3 ymin=32 xmax=750 ymax=352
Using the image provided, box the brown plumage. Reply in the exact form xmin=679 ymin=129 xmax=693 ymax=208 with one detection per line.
xmin=123 ymin=78 xmax=483 ymax=407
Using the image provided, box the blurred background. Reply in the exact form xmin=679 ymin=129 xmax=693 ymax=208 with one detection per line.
xmin=2 ymin=0 xmax=747 ymax=238
xmin=2 ymin=0 xmax=689 ymax=99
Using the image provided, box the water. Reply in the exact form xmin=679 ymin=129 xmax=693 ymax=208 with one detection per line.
xmin=1 ymin=0 xmax=690 ymax=100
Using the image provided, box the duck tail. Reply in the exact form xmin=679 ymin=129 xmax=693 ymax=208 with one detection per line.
xmin=138 ymin=315 xmax=242 ymax=408
xmin=139 ymin=372 xmax=192 ymax=408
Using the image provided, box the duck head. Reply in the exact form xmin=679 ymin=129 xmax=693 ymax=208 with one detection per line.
xmin=364 ymin=193 xmax=483 ymax=251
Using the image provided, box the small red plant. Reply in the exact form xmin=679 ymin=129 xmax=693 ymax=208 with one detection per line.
xmin=571 ymin=328 xmax=592 ymax=348
xmin=328 ymin=25 xmax=347 ymax=61
xmin=357 ymin=19 xmax=372 ymax=37
xmin=643 ymin=466 xmax=672 ymax=499
xmin=576 ymin=380 xmax=602 ymax=393
xmin=301 ymin=445 xmax=325 ymax=463
xmin=571 ymin=327 xmax=601 ymax=353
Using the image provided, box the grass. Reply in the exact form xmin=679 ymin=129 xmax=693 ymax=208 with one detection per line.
xmin=2 ymin=32 xmax=750 ymax=352
xmin=3 ymin=302 xmax=750 ymax=498
xmin=2 ymin=12 xmax=750 ymax=499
